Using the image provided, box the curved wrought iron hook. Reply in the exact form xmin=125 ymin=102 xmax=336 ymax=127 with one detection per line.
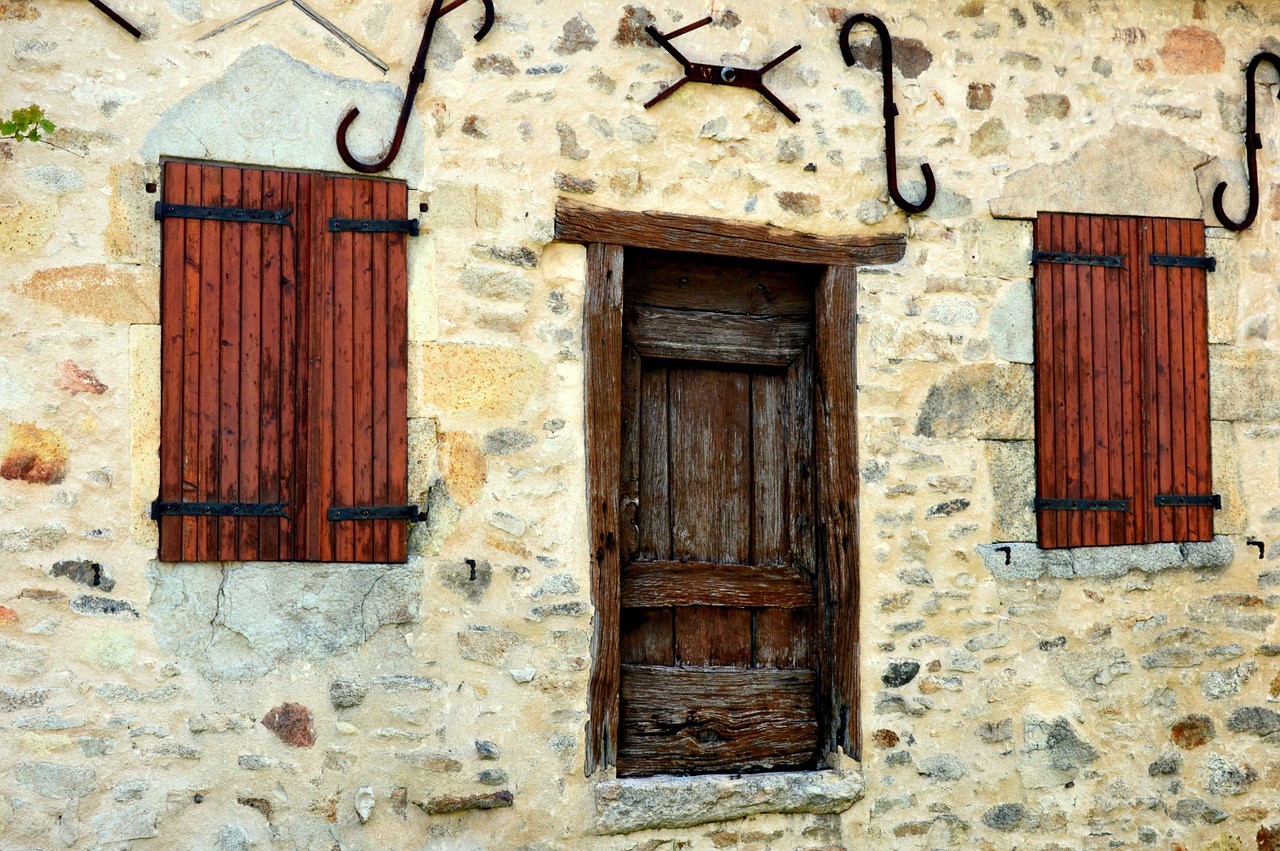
xmin=336 ymin=0 xmax=495 ymax=174
xmin=839 ymin=13 xmax=936 ymax=215
xmin=1213 ymin=51 xmax=1280 ymax=231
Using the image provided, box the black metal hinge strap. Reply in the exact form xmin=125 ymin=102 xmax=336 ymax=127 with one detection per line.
xmin=1033 ymin=251 xmax=1125 ymax=268
xmin=1035 ymin=498 xmax=1131 ymax=512
xmin=1154 ymin=494 xmax=1222 ymax=508
xmin=328 ymin=505 xmax=427 ymax=522
xmin=328 ymin=218 xmax=420 ymax=236
xmin=1150 ymin=254 xmax=1217 ymax=272
xmin=155 ymin=202 xmax=293 ymax=226
xmin=151 ymin=501 xmax=290 ymax=519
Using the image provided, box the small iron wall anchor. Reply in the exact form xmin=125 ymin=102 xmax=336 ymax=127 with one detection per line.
xmin=335 ymin=0 xmax=495 ymax=174
xmin=643 ymin=17 xmax=802 ymax=122
xmin=1213 ymin=51 xmax=1280 ymax=231
xmin=838 ymin=13 xmax=935 ymax=214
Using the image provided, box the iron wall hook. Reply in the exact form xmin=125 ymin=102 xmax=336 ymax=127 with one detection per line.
xmin=1213 ymin=51 xmax=1280 ymax=231
xmin=336 ymin=0 xmax=495 ymax=174
xmin=839 ymin=13 xmax=935 ymax=215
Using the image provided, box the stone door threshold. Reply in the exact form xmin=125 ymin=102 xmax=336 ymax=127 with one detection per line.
xmin=977 ymin=535 xmax=1235 ymax=580
xmin=593 ymin=769 xmax=864 ymax=834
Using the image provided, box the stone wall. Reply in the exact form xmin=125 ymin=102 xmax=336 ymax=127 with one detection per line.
xmin=3 ymin=0 xmax=1280 ymax=848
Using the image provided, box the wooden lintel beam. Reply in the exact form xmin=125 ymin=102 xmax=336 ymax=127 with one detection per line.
xmin=555 ymin=198 xmax=905 ymax=267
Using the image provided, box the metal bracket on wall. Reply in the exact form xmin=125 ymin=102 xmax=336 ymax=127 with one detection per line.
xmin=335 ymin=0 xmax=495 ymax=174
xmin=88 ymin=0 xmax=142 ymax=38
xmin=642 ymin=17 xmax=802 ymax=122
xmin=1213 ymin=51 xmax=1280 ymax=231
xmin=838 ymin=13 xmax=935 ymax=214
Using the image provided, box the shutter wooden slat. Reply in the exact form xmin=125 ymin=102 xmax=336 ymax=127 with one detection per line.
xmin=1127 ymin=216 xmax=1147 ymax=544
xmin=159 ymin=162 xmax=187 ymax=562
xmin=1191 ymin=222 xmax=1213 ymax=541
xmin=1097 ymin=216 xmax=1117 ymax=544
xmin=370 ymin=180 xmax=390 ymax=561
xmin=385 ymin=180 xmax=410 ymax=564
xmin=331 ymin=177 xmax=355 ymax=562
xmin=351 ymin=179 xmax=375 ymax=561
xmin=198 ymin=165 xmax=223 ymax=559
xmin=239 ymin=169 xmax=263 ymax=559
xmin=218 ymin=166 xmax=242 ymax=561
xmin=181 ymin=164 xmax=203 ymax=560
xmin=1033 ymin=215 xmax=1053 ymax=546
xmin=258 ymin=169 xmax=283 ymax=560
xmin=1063 ymin=215 xmax=1083 ymax=546
xmin=1078 ymin=214 xmax=1098 ymax=545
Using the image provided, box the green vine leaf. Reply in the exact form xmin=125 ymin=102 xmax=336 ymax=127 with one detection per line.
xmin=1 ymin=105 xmax=55 ymax=144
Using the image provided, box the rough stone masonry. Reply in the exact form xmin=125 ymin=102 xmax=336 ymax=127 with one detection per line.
xmin=3 ymin=0 xmax=1280 ymax=849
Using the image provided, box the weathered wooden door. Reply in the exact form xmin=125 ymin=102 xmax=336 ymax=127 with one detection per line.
xmin=616 ymin=249 xmax=821 ymax=776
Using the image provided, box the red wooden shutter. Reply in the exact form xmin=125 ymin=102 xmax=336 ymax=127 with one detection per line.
xmin=1143 ymin=218 xmax=1213 ymax=544
xmin=1033 ymin=213 xmax=1213 ymax=548
xmin=158 ymin=163 xmax=409 ymax=563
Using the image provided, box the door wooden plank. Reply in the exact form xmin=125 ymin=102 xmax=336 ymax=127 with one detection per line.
xmin=751 ymin=372 xmax=788 ymax=563
xmin=585 ymin=243 xmax=625 ymax=775
xmin=622 ymin=561 xmax=815 ymax=608
xmin=620 ymin=609 xmax=673 ymax=665
xmin=815 ymin=264 xmax=859 ymax=759
xmin=619 ymin=344 xmax=641 ymax=564
xmin=617 ymin=665 xmax=818 ymax=776
xmin=386 ymin=181 xmax=410 ymax=563
xmin=636 ymin=364 xmax=670 ymax=561
xmin=159 ymin=161 xmax=187 ymax=562
xmin=786 ymin=349 xmax=816 ymax=577
xmin=669 ymin=367 xmax=753 ymax=667
xmin=370 ymin=180 xmax=390 ymax=561
xmin=627 ymin=305 xmax=811 ymax=366
xmin=624 ymin=249 xmax=815 ymax=315
xmin=238 ymin=168 xmax=263 ymax=559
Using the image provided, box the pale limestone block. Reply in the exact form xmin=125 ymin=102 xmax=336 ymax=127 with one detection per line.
xmin=1212 ymin=422 xmax=1246 ymax=535
xmin=0 ymin=204 xmax=56 ymax=256
xmin=408 ymin=231 xmax=438 ymax=344
xmin=991 ymin=126 xmax=1208 ymax=220
xmin=963 ymin=220 xmax=1032 ymax=280
xmin=141 ymin=46 xmax=422 ymax=182
xmin=129 ymin=325 xmax=160 ymax=552
xmin=915 ymin=364 xmax=1034 ymax=440
xmin=13 ymin=264 xmax=158 ymax=324
xmin=986 ymin=440 xmax=1035 ymax=541
xmin=1210 ymin=345 xmax=1280 ymax=422
xmin=1205 ymin=235 xmax=1239 ymax=344
xmin=409 ymin=343 xmax=541 ymax=419
xmin=541 ymin=242 xmax=587 ymax=294
xmin=988 ymin=280 xmax=1034 ymax=364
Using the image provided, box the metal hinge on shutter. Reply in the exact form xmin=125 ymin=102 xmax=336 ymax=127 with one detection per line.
xmin=328 ymin=218 xmax=420 ymax=236
xmin=1034 ymin=498 xmax=1132 ymax=512
xmin=151 ymin=501 xmax=290 ymax=519
xmin=1032 ymin=250 xmax=1125 ymax=268
xmin=1149 ymin=254 xmax=1217 ymax=271
xmin=1154 ymin=494 xmax=1222 ymax=508
xmin=328 ymin=505 xmax=428 ymax=522
xmin=154 ymin=203 xmax=293 ymax=226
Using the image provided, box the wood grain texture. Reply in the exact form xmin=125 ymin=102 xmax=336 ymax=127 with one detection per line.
xmin=555 ymin=198 xmax=905 ymax=266
xmin=814 ymin=264 xmax=859 ymax=760
xmin=617 ymin=665 xmax=818 ymax=776
xmin=158 ymin=161 xmax=186 ymax=562
xmin=584 ymin=243 xmax=625 ymax=776
xmin=626 ymin=305 xmax=811 ymax=366
xmin=622 ymin=561 xmax=815 ymax=608
xmin=624 ymin=249 xmax=816 ymax=315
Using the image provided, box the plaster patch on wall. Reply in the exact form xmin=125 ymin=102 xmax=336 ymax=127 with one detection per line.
xmin=146 ymin=561 xmax=422 ymax=680
xmin=141 ymin=45 xmax=424 ymax=182
xmin=990 ymin=125 xmax=1210 ymax=219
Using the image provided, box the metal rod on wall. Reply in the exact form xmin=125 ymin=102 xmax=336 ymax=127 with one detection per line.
xmin=1213 ymin=51 xmax=1280 ymax=231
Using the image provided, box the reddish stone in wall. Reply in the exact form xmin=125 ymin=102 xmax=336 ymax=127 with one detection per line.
xmin=1158 ymin=26 xmax=1225 ymax=74
xmin=55 ymin=361 xmax=107 ymax=396
xmin=261 ymin=703 xmax=316 ymax=748
xmin=0 ymin=606 xmax=18 ymax=626
xmin=1 ymin=423 xmax=69 ymax=484
xmin=1170 ymin=714 xmax=1215 ymax=749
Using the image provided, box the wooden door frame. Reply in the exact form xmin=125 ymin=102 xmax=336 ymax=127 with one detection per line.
xmin=557 ymin=198 xmax=905 ymax=775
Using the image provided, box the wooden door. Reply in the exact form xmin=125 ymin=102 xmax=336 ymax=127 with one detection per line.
xmin=615 ymin=249 xmax=821 ymax=776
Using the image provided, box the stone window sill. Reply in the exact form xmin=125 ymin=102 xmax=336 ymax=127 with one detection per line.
xmin=593 ymin=769 xmax=864 ymax=835
xmin=977 ymin=535 xmax=1235 ymax=580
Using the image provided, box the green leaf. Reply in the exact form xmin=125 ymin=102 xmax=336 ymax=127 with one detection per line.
xmin=38 ymin=119 xmax=55 ymax=133
xmin=0 ymin=121 xmax=15 ymax=137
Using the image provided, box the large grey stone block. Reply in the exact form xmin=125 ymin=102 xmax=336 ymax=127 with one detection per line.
xmin=594 ymin=770 xmax=864 ymax=834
